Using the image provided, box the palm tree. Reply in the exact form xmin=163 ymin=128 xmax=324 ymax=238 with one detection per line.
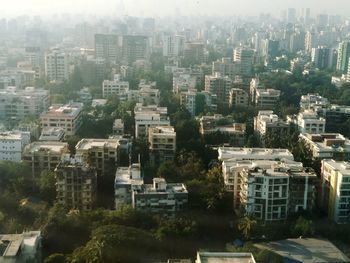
xmin=238 ymin=216 xmax=257 ymax=240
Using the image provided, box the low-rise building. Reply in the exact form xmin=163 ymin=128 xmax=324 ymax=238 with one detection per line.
xmin=300 ymin=93 xmax=329 ymax=111
xmin=148 ymin=126 xmax=176 ymax=164
xmin=132 ymin=178 xmax=188 ymax=216
xmin=323 ymin=105 xmax=350 ymax=133
xmin=40 ymin=102 xmax=83 ymax=136
xmin=39 ymin=127 xmax=65 ymax=141
xmin=0 ymin=231 xmax=42 ymax=263
xmin=229 ymin=88 xmax=249 ymax=108
xmin=254 ymin=89 xmax=280 ymax=109
xmin=55 ymin=155 xmax=97 ymax=211
xmin=320 ymin=160 xmax=350 ymax=224
xmin=22 ymin=141 xmax=69 ymax=177
xmin=180 ymin=89 xmax=217 ymax=117
xmin=114 ymin=163 xmax=143 ymax=210
xmin=299 ymin=133 xmax=350 ymax=161
xmin=0 ymin=131 xmax=30 ymax=162
xmin=288 ymin=110 xmax=326 ymax=134
xmin=102 ymin=74 xmax=129 ymax=99
xmin=112 ymin=119 xmax=124 ymax=136
xmin=134 ymin=103 xmax=170 ymax=139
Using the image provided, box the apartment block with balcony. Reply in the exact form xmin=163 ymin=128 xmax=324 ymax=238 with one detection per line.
xmin=288 ymin=110 xmax=325 ymax=134
xmin=254 ymin=89 xmax=280 ymax=109
xmin=229 ymin=88 xmax=249 ymax=108
xmin=299 ymin=133 xmax=350 ymax=161
xmin=148 ymin=126 xmax=176 ymax=164
xmin=102 ymin=74 xmax=130 ymax=99
xmin=55 ymin=155 xmax=97 ymax=211
xmin=0 ymin=131 xmax=30 ymax=162
xmin=40 ymin=102 xmax=83 ymax=136
xmin=321 ymin=160 xmax=350 ymax=224
xmin=22 ymin=141 xmax=69 ymax=177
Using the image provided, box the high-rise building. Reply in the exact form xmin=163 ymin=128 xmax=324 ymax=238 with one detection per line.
xmin=122 ymin=35 xmax=150 ymax=65
xmin=148 ymin=126 xmax=176 ymax=164
xmin=212 ymin=58 xmax=241 ymax=79
xmin=44 ymin=50 xmax=69 ymax=82
xmin=336 ymin=41 xmax=350 ymax=73
xmin=205 ymin=73 xmax=232 ymax=106
xmin=233 ymin=47 xmax=254 ymax=76
xmin=94 ymin=34 xmax=120 ymax=64
xmin=162 ymin=34 xmax=185 ymax=57
xmin=312 ymin=46 xmax=334 ymax=69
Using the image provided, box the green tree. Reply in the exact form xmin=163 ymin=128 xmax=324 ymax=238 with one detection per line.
xmin=292 ymin=216 xmax=315 ymax=237
xmin=238 ymin=216 xmax=257 ymax=240
xmin=37 ymin=170 xmax=56 ymax=204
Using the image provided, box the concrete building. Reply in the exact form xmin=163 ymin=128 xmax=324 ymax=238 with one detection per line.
xmin=121 ymin=35 xmax=150 ymax=65
xmin=39 ymin=127 xmax=65 ymax=141
xmin=180 ymin=89 xmax=217 ymax=117
xmin=323 ymin=105 xmax=350 ymax=133
xmin=212 ymin=57 xmax=241 ymax=79
xmin=255 ymin=89 xmax=280 ymax=109
xmin=336 ymin=41 xmax=350 ymax=73
xmin=44 ymin=50 xmax=69 ymax=82
xmin=114 ymin=163 xmax=143 ymax=210
xmin=134 ymin=103 xmax=170 ymax=139
xmin=0 ymin=231 xmax=42 ymax=263
xmin=229 ymin=88 xmax=249 ymax=108
xmin=0 ymin=131 xmax=30 ymax=162
xmin=132 ymin=178 xmax=188 ymax=216
xmin=254 ymin=111 xmax=289 ymax=142
xmin=288 ymin=110 xmax=326 ymax=134
xmin=163 ymin=35 xmax=185 ymax=57
xmin=128 ymin=82 xmax=160 ymax=106
xmin=75 ymin=138 xmax=131 ymax=176
xmin=40 ymin=102 xmax=83 ymax=136
xmin=300 ymin=93 xmax=329 ymax=111
xmin=55 ymin=155 xmax=97 ymax=211
xmin=148 ymin=126 xmax=176 ymax=164
xmin=22 ymin=141 xmax=69 ymax=177
xmin=94 ymin=34 xmax=120 ymax=64
xmin=0 ymin=87 xmax=49 ymax=120
xmin=195 ymin=252 xmax=256 ymax=263
xmin=321 ymin=160 xmax=350 ymax=224
xmin=311 ymin=46 xmax=334 ymax=70
xmin=112 ymin=119 xmax=124 ymax=136
xmin=205 ymin=73 xmax=232 ymax=106
xmin=233 ymin=47 xmax=254 ymax=76
xmin=102 ymin=74 xmax=129 ymax=99
xmin=299 ymin=133 xmax=350 ymax=161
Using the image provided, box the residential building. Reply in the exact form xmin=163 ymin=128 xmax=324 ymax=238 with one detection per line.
xmin=254 ymin=111 xmax=289 ymax=142
xmin=336 ymin=41 xmax=350 ymax=73
xmin=40 ymin=102 xmax=83 ymax=136
xmin=0 ymin=131 xmax=30 ymax=162
xmin=75 ymin=138 xmax=131 ymax=176
xmin=39 ymin=127 xmax=65 ymax=141
xmin=180 ymin=89 xmax=217 ymax=117
xmin=212 ymin=57 xmax=241 ymax=79
xmin=0 ymin=231 xmax=42 ymax=263
xmin=148 ymin=126 xmax=176 ymax=164
xmin=288 ymin=110 xmax=326 ymax=134
xmin=22 ymin=141 xmax=69 ymax=177
xmin=0 ymin=87 xmax=49 ymax=120
xmin=102 ymin=74 xmax=129 ymax=99
xmin=323 ymin=105 xmax=350 ymax=133
xmin=112 ymin=119 xmax=124 ymax=136
xmin=255 ymin=89 xmax=280 ymax=109
xmin=55 ymin=155 xmax=97 ymax=211
xmin=128 ymin=83 xmax=160 ymax=106
xmin=114 ymin=163 xmax=143 ymax=210
xmin=249 ymin=77 xmax=264 ymax=103
xmin=163 ymin=35 xmax=185 ymax=57
xmin=205 ymin=73 xmax=232 ymax=106
xmin=134 ymin=103 xmax=170 ymax=139
xmin=321 ymin=160 xmax=350 ymax=224
xmin=256 ymin=238 xmax=350 ymax=263
xmin=195 ymin=252 xmax=256 ymax=263
xmin=44 ymin=50 xmax=69 ymax=82
xmin=311 ymin=46 xmax=334 ymax=70
xmin=233 ymin=47 xmax=254 ymax=76
xmin=121 ymin=35 xmax=150 ymax=65
xmin=132 ymin=178 xmax=188 ymax=216
xmin=300 ymin=93 xmax=329 ymax=111
xmin=94 ymin=34 xmax=120 ymax=63
xmin=229 ymin=88 xmax=249 ymax=108
xmin=299 ymin=133 xmax=350 ymax=161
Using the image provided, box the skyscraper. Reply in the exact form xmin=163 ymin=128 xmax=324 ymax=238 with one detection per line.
xmin=336 ymin=41 xmax=350 ymax=73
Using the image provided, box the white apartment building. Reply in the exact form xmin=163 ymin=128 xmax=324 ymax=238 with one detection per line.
xmin=102 ymin=74 xmax=130 ymax=99
xmin=134 ymin=103 xmax=170 ymax=139
xmin=0 ymin=87 xmax=49 ymax=120
xmin=45 ymin=50 xmax=69 ymax=82
xmin=254 ymin=111 xmax=289 ymax=140
xmin=289 ymin=110 xmax=326 ymax=134
xmin=148 ymin=126 xmax=176 ymax=163
xmin=163 ymin=35 xmax=185 ymax=57
xmin=132 ymin=178 xmax=188 ymax=216
xmin=300 ymin=93 xmax=329 ymax=111
xmin=321 ymin=160 xmax=350 ymax=224
xmin=299 ymin=133 xmax=350 ymax=161
xmin=114 ymin=163 xmax=143 ymax=210
xmin=229 ymin=88 xmax=249 ymax=108
xmin=0 ymin=131 xmax=30 ymax=162
xmin=255 ymin=89 xmax=280 ymax=108
xmin=22 ymin=141 xmax=69 ymax=177
xmin=40 ymin=102 xmax=83 ymax=136
xmin=128 ymin=84 xmax=160 ymax=106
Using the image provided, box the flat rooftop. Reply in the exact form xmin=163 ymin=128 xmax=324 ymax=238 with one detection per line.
xmin=42 ymin=103 xmax=83 ymax=118
xmin=24 ymin=141 xmax=68 ymax=153
xmin=255 ymin=238 xmax=350 ymax=263
xmin=0 ymin=132 xmax=22 ymax=140
xmin=76 ymin=139 xmax=121 ymax=150
xmin=197 ymin=252 xmax=256 ymax=263
xmin=218 ymin=147 xmax=294 ymax=161
xmin=323 ymin=160 xmax=350 ymax=176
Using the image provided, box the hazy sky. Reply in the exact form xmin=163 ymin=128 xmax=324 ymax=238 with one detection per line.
xmin=1 ymin=0 xmax=349 ymax=17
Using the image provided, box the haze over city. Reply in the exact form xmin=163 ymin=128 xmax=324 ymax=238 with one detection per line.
xmin=2 ymin=0 xmax=350 ymax=17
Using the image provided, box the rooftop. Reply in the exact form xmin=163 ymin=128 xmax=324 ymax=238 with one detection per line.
xmin=23 ymin=141 xmax=68 ymax=154
xmin=322 ymin=160 xmax=350 ymax=176
xmin=0 ymin=132 xmax=23 ymax=140
xmin=0 ymin=231 xmax=41 ymax=258
xmin=41 ymin=102 xmax=83 ymax=118
xmin=218 ymin=147 xmax=294 ymax=161
xmin=76 ymin=138 xmax=123 ymax=151
xmin=196 ymin=252 xmax=256 ymax=263
xmin=300 ymin=133 xmax=350 ymax=152
xmin=255 ymin=238 xmax=350 ymax=263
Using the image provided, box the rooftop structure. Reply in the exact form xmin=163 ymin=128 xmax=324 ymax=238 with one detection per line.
xmin=195 ymin=252 xmax=256 ymax=263
xmin=39 ymin=127 xmax=65 ymax=141
xmin=300 ymin=93 xmax=330 ymax=111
